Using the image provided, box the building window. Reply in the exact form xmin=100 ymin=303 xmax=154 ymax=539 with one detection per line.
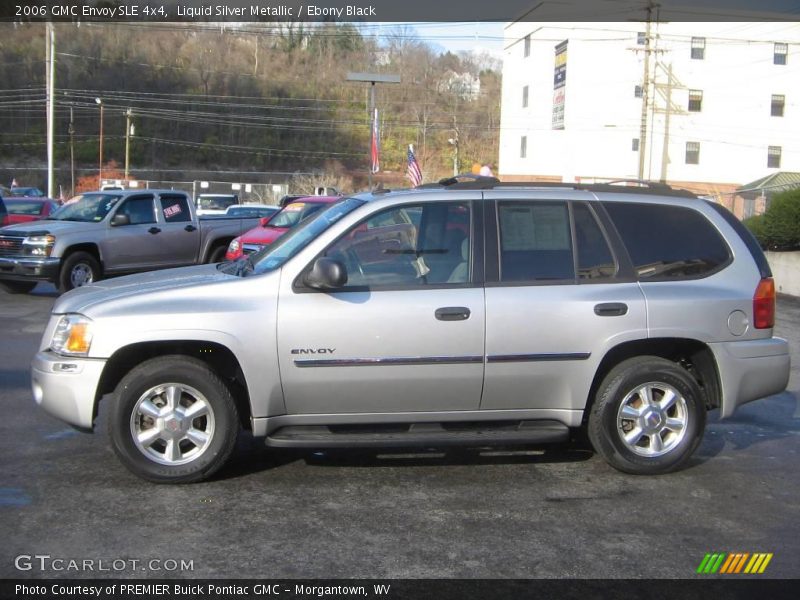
xmin=685 ymin=142 xmax=700 ymax=165
xmin=524 ymin=35 xmax=531 ymax=58
xmin=771 ymin=94 xmax=785 ymax=117
xmin=768 ymin=146 xmax=782 ymax=168
xmin=637 ymin=31 xmax=646 ymax=45
xmin=634 ymin=85 xmax=643 ymax=98
xmin=632 ymin=138 xmax=640 ymax=151
xmin=520 ymin=136 xmax=527 ymax=159
xmin=774 ymin=42 xmax=787 ymax=65
xmin=688 ymin=90 xmax=703 ymax=112
xmin=522 ymin=85 xmax=529 ymax=108
xmin=691 ymin=37 xmax=705 ymax=60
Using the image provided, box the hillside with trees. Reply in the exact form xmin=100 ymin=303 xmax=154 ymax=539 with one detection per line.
xmin=0 ymin=22 xmax=501 ymax=193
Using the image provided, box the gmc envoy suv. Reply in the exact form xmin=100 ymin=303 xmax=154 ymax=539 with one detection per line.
xmin=30 ymin=178 xmax=790 ymax=482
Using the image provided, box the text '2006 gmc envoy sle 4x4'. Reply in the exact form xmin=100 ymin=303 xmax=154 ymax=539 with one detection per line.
xmin=30 ymin=178 xmax=790 ymax=482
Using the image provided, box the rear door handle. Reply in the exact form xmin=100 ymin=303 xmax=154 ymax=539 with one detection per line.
xmin=184 ymin=224 xmax=197 ymax=232
xmin=594 ymin=302 xmax=628 ymax=317
xmin=435 ymin=307 xmax=471 ymax=321
xmin=148 ymin=227 xmax=161 ymax=235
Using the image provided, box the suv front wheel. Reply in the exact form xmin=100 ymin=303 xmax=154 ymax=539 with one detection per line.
xmin=108 ymin=355 xmax=239 ymax=483
xmin=588 ymin=356 xmax=706 ymax=475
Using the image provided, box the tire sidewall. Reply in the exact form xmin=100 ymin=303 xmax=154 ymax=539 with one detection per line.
xmin=592 ymin=359 xmax=705 ymax=474
xmin=109 ymin=357 xmax=237 ymax=483
xmin=59 ymin=251 xmax=101 ymax=293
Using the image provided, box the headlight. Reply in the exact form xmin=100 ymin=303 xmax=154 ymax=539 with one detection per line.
xmin=23 ymin=234 xmax=55 ymax=257
xmin=227 ymin=238 xmax=241 ymax=254
xmin=50 ymin=314 xmax=93 ymax=356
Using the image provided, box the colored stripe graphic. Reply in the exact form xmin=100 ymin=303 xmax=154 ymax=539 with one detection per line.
xmin=698 ymin=552 xmax=773 ymax=575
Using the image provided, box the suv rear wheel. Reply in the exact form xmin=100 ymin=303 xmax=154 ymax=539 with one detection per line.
xmin=108 ymin=356 xmax=239 ymax=483
xmin=588 ymin=356 xmax=705 ymax=474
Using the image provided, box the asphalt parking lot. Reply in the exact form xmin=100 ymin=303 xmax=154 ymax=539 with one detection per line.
xmin=1 ymin=283 xmax=798 ymax=579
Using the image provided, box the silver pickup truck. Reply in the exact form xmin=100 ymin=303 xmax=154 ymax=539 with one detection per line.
xmin=0 ymin=189 xmax=261 ymax=293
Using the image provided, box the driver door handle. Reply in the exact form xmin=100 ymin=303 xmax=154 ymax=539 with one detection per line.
xmin=435 ymin=307 xmax=471 ymax=321
xmin=148 ymin=227 xmax=161 ymax=234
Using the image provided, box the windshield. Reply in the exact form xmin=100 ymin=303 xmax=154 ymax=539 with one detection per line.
xmin=267 ymin=202 xmax=328 ymax=228
xmin=225 ymin=197 xmax=364 ymax=276
xmin=49 ymin=193 xmax=121 ymax=222
xmin=198 ymin=196 xmax=237 ymax=211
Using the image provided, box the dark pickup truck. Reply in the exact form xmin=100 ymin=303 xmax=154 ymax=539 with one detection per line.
xmin=0 ymin=189 xmax=260 ymax=293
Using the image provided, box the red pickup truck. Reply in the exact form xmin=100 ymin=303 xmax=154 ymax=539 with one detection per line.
xmin=225 ymin=196 xmax=340 ymax=260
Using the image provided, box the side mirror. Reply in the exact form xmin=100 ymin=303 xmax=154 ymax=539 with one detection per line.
xmin=110 ymin=213 xmax=130 ymax=227
xmin=304 ymin=257 xmax=347 ymax=290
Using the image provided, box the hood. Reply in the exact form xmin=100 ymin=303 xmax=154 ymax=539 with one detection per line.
xmin=53 ymin=263 xmax=235 ymax=316
xmin=240 ymin=225 xmax=289 ymax=246
xmin=0 ymin=219 xmax=100 ymax=237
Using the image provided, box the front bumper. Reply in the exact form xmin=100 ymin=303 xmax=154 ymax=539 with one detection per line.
xmin=710 ymin=337 xmax=791 ymax=418
xmin=0 ymin=256 xmax=60 ymax=282
xmin=31 ymin=351 xmax=107 ymax=430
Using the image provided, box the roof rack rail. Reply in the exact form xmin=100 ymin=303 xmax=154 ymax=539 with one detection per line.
xmin=414 ymin=175 xmax=696 ymax=197
xmin=417 ymin=174 xmax=501 ymax=190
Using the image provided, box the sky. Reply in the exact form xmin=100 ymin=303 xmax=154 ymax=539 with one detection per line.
xmin=363 ymin=22 xmax=507 ymax=59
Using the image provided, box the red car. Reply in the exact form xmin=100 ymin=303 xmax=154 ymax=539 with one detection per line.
xmin=225 ymin=196 xmax=340 ymax=260
xmin=4 ymin=197 xmax=61 ymax=224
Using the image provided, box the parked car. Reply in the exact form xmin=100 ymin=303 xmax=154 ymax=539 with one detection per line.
xmin=30 ymin=179 xmax=790 ymax=483
xmin=0 ymin=195 xmax=8 ymax=227
xmin=4 ymin=197 xmax=60 ymax=224
xmin=224 ymin=204 xmax=280 ymax=219
xmin=225 ymin=196 xmax=339 ymax=260
xmin=0 ymin=190 xmax=262 ymax=294
xmin=10 ymin=186 xmax=45 ymax=197
xmin=196 ymin=193 xmax=239 ymax=216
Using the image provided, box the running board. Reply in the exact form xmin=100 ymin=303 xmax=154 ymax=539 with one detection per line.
xmin=265 ymin=420 xmax=570 ymax=449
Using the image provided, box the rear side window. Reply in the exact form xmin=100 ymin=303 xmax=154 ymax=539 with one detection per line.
xmin=574 ymin=203 xmax=616 ymax=279
xmin=604 ymin=202 xmax=730 ymax=279
xmin=160 ymin=195 xmax=191 ymax=223
xmin=498 ymin=202 xmax=574 ymax=281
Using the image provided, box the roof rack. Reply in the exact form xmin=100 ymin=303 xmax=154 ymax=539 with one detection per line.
xmin=417 ymin=175 xmax=697 ymax=198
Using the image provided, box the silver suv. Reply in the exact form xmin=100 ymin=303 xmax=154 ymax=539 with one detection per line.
xmin=31 ymin=179 xmax=790 ymax=482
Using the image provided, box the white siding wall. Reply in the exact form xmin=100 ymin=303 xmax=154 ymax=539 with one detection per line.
xmin=499 ymin=22 xmax=800 ymax=184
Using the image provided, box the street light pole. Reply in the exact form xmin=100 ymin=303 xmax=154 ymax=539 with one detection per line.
xmin=95 ymin=97 xmax=103 ymax=187
xmin=346 ymin=73 xmax=400 ymax=190
xmin=125 ymin=108 xmax=133 ymax=180
xmin=69 ymin=104 xmax=75 ymax=197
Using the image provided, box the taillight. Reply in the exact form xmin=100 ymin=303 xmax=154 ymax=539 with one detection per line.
xmin=753 ymin=278 xmax=775 ymax=329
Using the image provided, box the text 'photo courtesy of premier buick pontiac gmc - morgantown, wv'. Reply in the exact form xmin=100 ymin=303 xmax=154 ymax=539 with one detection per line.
xmin=28 ymin=178 xmax=790 ymax=482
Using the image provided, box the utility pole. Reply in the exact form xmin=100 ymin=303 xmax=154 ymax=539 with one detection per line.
xmin=449 ymin=116 xmax=460 ymax=176
xmin=95 ymin=98 xmax=103 ymax=186
xmin=69 ymin=104 xmax=75 ymax=197
xmin=125 ymin=108 xmax=133 ymax=180
xmin=46 ymin=23 xmax=55 ymax=198
xmin=658 ymin=63 xmax=674 ymax=183
xmin=637 ymin=3 xmax=655 ymax=181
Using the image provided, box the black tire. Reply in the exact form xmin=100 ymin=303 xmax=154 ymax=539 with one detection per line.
xmin=59 ymin=251 xmax=101 ymax=293
xmin=108 ymin=355 xmax=239 ymax=483
xmin=0 ymin=280 xmax=37 ymax=294
xmin=208 ymin=245 xmax=227 ymax=263
xmin=588 ymin=356 xmax=705 ymax=475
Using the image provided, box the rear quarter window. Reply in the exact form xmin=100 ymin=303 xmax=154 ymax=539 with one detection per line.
xmin=603 ymin=202 xmax=731 ymax=279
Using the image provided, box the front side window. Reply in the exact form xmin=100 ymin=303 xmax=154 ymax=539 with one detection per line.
xmin=323 ymin=202 xmax=472 ymax=289
xmin=115 ymin=196 xmax=155 ymax=225
xmin=498 ymin=202 xmax=574 ymax=282
xmin=603 ymin=202 xmax=730 ymax=279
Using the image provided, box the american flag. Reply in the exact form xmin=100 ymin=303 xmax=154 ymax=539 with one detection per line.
xmin=407 ymin=145 xmax=422 ymax=187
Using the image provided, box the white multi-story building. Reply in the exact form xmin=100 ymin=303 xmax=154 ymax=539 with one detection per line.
xmin=498 ymin=22 xmax=800 ymax=200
